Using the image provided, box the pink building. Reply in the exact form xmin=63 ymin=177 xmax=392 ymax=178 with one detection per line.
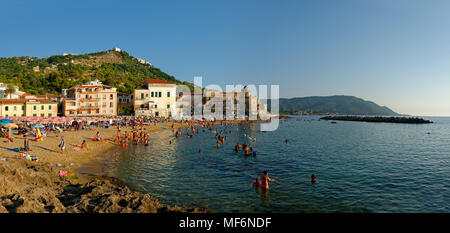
xmin=63 ymin=80 xmax=117 ymax=116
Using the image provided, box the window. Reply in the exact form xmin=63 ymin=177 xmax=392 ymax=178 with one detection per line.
xmin=33 ymin=114 xmax=37 ymax=117
xmin=95 ymin=94 xmax=98 ymax=99
xmin=141 ymin=93 xmax=144 ymax=99
xmin=146 ymin=93 xmax=148 ymax=97
xmin=33 ymin=106 xmax=36 ymax=110
xmin=49 ymin=105 xmax=51 ymax=110
xmin=167 ymin=104 xmax=170 ymax=109
xmin=21 ymin=106 xmax=24 ymax=110
xmin=151 ymin=92 xmax=154 ymax=97
xmin=95 ymin=102 xmax=98 ymax=107
xmin=86 ymin=103 xmax=89 ymax=107
xmin=77 ymin=94 xmax=80 ymax=99
xmin=110 ymin=94 xmax=113 ymax=99
xmin=103 ymin=94 xmax=106 ymax=99
xmin=159 ymin=92 xmax=162 ymax=97
xmin=103 ymin=110 xmax=106 ymax=113
xmin=154 ymin=104 xmax=157 ymax=109
xmin=102 ymin=102 xmax=106 ymax=107
xmin=167 ymin=92 xmax=170 ymax=97
xmin=40 ymin=114 xmax=44 ymax=117
xmin=41 ymin=105 xmax=44 ymax=110
xmin=5 ymin=106 xmax=8 ymax=111
xmin=14 ymin=106 xmax=16 ymax=111
xmin=48 ymin=113 xmax=52 ymax=117
xmin=110 ymin=102 xmax=113 ymax=107
xmin=5 ymin=114 xmax=8 ymax=117
xmin=77 ymin=102 xmax=80 ymax=106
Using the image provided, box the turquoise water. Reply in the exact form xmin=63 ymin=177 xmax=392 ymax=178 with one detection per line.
xmin=103 ymin=116 xmax=450 ymax=213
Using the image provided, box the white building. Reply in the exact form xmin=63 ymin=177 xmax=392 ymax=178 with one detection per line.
xmin=0 ymin=83 xmax=25 ymax=99
xmin=133 ymin=79 xmax=177 ymax=117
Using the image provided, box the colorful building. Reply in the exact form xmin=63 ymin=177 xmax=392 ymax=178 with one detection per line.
xmin=63 ymin=79 xmax=117 ymax=116
xmin=133 ymin=79 xmax=177 ymax=117
xmin=0 ymin=99 xmax=57 ymax=117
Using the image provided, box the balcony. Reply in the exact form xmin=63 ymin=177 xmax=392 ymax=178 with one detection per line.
xmin=78 ymin=106 xmax=100 ymax=110
xmin=80 ymin=98 xmax=100 ymax=102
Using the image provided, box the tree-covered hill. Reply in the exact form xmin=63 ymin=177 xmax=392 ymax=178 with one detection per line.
xmin=0 ymin=49 xmax=193 ymax=95
xmin=276 ymin=95 xmax=400 ymax=116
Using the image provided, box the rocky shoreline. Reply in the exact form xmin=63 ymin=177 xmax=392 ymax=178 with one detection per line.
xmin=0 ymin=150 xmax=209 ymax=213
xmin=320 ymin=116 xmax=433 ymax=124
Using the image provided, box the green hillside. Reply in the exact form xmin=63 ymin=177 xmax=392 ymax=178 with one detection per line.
xmin=276 ymin=95 xmax=400 ymax=116
xmin=0 ymin=49 xmax=193 ymax=95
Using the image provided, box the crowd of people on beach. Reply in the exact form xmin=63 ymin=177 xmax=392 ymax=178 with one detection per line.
xmin=2 ymin=115 xmax=318 ymax=191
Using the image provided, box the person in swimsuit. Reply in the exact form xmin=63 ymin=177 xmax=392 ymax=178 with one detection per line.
xmin=59 ymin=136 xmax=65 ymax=154
xmin=81 ymin=140 xmax=88 ymax=150
xmin=260 ymin=171 xmax=277 ymax=189
xmin=311 ymin=174 xmax=317 ymax=184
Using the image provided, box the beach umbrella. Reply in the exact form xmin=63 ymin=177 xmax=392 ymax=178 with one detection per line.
xmin=4 ymin=123 xmax=18 ymax=128
xmin=1 ymin=121 xmax=11 ymax=126
xmin=32 ymin=124 xmax=45 ymax=128
xmin=0 ymin=118 xmax=12 ymax=124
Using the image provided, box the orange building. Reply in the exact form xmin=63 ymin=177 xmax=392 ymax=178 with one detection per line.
xmin=63 ymin=80 xmax=117 ymax=116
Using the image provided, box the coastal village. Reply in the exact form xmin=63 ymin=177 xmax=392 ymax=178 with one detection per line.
xmin=0 ymin=78 xmax=268 ymax=120
xmin=0 ymin=54 xmax=271 ymax=213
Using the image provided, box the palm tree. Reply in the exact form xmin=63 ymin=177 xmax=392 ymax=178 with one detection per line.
xmin=5 ymin=84 xmax=16 ymax=99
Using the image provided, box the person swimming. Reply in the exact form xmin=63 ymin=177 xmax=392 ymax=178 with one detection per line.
xmin=311 ymin=174 xmax=317 ymax=184
xmin=235 ymin=143 xmax=241 ymax=152
xmin=252 ymin=177 xmax=261 ymax=186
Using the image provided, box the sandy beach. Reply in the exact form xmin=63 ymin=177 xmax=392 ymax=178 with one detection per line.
xmin=0 ymin=119 xmax=263 ymax=213
xmin=0 ymin=121 xmax=218 ymax=213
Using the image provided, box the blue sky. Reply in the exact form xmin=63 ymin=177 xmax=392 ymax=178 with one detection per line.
xmin=1 ymin=0 xmax=450 ymax=116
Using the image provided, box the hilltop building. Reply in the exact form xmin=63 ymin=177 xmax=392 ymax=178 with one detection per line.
xmin=63 ymin=79 xmax=117 ymax=116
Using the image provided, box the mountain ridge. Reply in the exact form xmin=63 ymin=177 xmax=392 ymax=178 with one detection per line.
xmin=271 ymin=95 xmax=400 ymax=116
xmin=0 ymin=49 xmax=194 ymax=95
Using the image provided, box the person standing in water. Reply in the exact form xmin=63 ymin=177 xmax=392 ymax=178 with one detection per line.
xmin=260 ymin=171 xmax=277 ymax=189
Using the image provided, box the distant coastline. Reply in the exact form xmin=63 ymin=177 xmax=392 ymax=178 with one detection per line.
xmin=320 ymin=116 xmax=433 ymax=124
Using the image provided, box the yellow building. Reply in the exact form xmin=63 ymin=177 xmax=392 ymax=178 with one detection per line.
xmin=0 ymin=99 xmax=58 ymax=117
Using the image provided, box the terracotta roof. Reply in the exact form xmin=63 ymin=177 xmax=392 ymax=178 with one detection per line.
xmin=0 ymin=99 xmax=26 ymax=104
xmin=146 ymin=79 xmax=174 ymax=84
xmin=0 ymin=98 xmax=56 ymax=104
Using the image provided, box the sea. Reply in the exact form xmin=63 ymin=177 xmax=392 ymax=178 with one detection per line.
xmin=98 ymin=116 xmax=450 ymax=213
